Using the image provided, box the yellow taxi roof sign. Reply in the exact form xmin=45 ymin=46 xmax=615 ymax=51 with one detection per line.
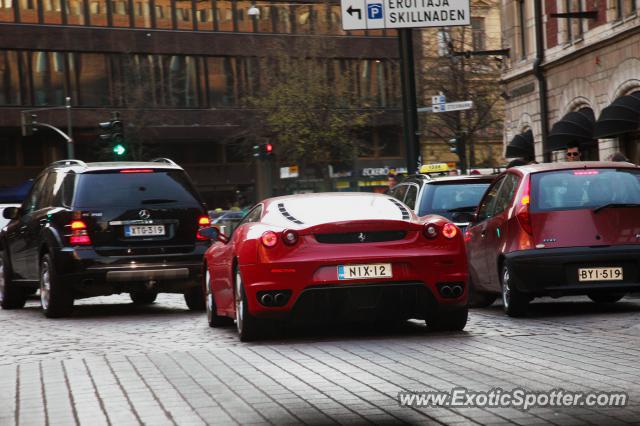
xmin=419 ymin=163 xmax=450 ymax=174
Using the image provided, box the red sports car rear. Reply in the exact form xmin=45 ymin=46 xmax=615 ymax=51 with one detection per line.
xmin=201 ymin=193 xmax=469 ymax=340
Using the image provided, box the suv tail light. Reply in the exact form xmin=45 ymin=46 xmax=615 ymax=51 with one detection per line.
xmin=196 ymin=215 xmax=210 ymax=241
xmin=69 ymin=220 xmax=92 ymax=245
xmin=515 ymin=177 xmax=533 ymax=235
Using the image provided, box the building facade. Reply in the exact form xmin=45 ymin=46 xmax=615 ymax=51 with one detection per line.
xmin=418 ymin=0 xmax=505 ymax=169
xmin=0 ymin=0 xmax=405 ymax=206
xmin=501 ymin=0 xmax=640 ymax=163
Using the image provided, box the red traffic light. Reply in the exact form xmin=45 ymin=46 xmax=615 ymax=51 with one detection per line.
xmin=265 ymin=143 xmax=273 ymax=154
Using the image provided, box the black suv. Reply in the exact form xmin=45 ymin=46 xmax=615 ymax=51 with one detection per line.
xmin=0 ymin=159 xmax=211 ymax=317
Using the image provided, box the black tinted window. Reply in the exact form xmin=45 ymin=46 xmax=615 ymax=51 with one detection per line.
xmin=493 ymin=174 xmax=519 ymax=214
xmin=404 ymin=185 xmax=418 ymax=209
xmin=476 ymin=179 xmax=503 ymax=222
xmin=22 ymin=175 xmax=47 ymax=214
xmin=389 ymin=185 xmax=408 ymax=202
xmin=418 ymin=182 xmax=490 ymax=218
xmin=531 ymin=169 xmax=640 ymax=211
xmin=73 ymin=170 xmax=202 ymax=208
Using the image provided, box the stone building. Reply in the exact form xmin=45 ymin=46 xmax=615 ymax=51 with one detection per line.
xmin=418 ymin=0 xmax=505 ymax=169
xmin=501 ymin=0 xmax=640 ymax=163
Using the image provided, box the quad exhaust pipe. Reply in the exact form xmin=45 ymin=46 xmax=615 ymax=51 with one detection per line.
xmin=438 ymin=283 xmax=464 ymax=299
xmin=258 ymin=291 xmax=291 ymax=307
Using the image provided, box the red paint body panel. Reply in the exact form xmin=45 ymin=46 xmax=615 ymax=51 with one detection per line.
xmin=204 ymin=194 xmax=469 ymax=319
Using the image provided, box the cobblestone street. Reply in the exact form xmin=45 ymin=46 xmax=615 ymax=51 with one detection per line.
xmin=2 ymin=294 xmax=640 ymax=425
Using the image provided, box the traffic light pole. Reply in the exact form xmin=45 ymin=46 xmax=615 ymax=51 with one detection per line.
xmin=21 ymin=97 xmax=75 ymax=159
xmin=398 ymin=29 xmax=420 ymax=175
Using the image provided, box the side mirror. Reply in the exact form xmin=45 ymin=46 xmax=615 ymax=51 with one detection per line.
xmin=3 ymin=207 xmax=20 ymax=220
xmin=197 ymin=226 xmax=220 ymax=241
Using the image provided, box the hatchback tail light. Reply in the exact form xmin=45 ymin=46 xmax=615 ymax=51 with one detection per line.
xmin=196 ymin=215 xmax=210 ymax=240
xmin=515 ymin=177 xmax=533 ymax=235
xmin=69 ymin=220 xmax=91 ymax=245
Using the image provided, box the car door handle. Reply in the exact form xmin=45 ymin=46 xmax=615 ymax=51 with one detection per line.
xmin=480 ymin=230 xmax=487 ymax=238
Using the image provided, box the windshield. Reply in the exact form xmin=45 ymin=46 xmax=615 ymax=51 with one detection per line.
xmin=418 ymin=183 xmax=490 ymax=218
xmin=531 ymin=168 xmax=640 ymax=211
xmin=73 ymin=171 xmax=202 ymax=208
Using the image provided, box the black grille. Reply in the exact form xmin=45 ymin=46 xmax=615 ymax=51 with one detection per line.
xmin=95 ymin=245 xmax=194 ymax=256
xmin=388 ymin=198 xmax=411 ymax=220
xmin=315 ymin=230 xmax=406 ymax=244
xmin=278 ymin=203 xmax=303 ymax=224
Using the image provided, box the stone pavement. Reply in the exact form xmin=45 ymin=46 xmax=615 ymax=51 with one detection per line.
xmin=2 ymin=294 xmax=640 ymax=425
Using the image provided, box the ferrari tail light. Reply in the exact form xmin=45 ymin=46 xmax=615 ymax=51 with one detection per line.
xmin=69 ymin=220 xmax=91 ymax=245
xmin=282 ymin=229 xmax=299 ymax=246
xmin=196 ymin=215 xmax=210 ymax=240
xmin=442 ymin=223 xmax=458 ymax=239
xmin=516 ymin=177 xmax=533 ymax=235
xmin=261 ymin=231 xmax=278 ymax=248
xmin=423 ymin=224 xmax=438 ymax=239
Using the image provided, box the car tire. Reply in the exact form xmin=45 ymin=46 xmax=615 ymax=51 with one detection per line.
xmin=0 ymin=251 xmax=27 ymax=310
xmin=184 ymin=283 xmax=205 ymax=311
xmin=130 ymin=290 xmax=158 ymax=305
xmin=501 ymin=263 xmax=528 ymax=317
xmin=588 ymin=293 xmax=625 ymax=304
xmin=235 ymin=268 xmax=259 ymax=342
xmin=426 ymin=307 xmax=468 ymax=331
xmin=205 ymin=269 xmax=232 ymax=327
xmin=40 ymin=254 xmax=73 ymax=318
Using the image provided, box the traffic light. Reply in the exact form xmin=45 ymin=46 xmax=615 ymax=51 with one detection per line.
xmin=447 ymin=135 xmax=467 ymax=174
xmin=99 ymin=112 xmax=125 ymax=157
xmin=21 ymin=113 xmax=38 ymax=136
xmin=253 ymin=142 xmax=274 ymax=159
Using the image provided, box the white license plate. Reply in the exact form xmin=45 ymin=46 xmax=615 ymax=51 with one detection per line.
xmin=337 ymin=263 xmax=392 ymax=280
xmin=578 ymin=267 xmax=623 ymax=282
xmin=125 ymin=225 xmax=165 ymax=237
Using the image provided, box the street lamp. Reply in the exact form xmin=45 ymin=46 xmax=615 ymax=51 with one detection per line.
xmin=248 ymin=4 xmax=260 ymax=16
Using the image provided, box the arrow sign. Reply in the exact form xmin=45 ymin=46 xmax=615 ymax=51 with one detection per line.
xmin=347 ymin=5 xmax=362 ymax=19
xmin=418 ymin=100 xmax=473 ymax=113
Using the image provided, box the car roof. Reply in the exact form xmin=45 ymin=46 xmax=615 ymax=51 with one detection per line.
xmin=512 ymin=161 xmax=639 ymax=175
xmin=46 ymin=159 xmax=183 ymax=173
xmin=399 ymin=174 xmax=495 ymax=185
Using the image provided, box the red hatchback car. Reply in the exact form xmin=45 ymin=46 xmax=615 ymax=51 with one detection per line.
xmin=199 ymin=192 xmax=469 ymax=341
xmin=466 ymin=161 xmax=640 ymax=316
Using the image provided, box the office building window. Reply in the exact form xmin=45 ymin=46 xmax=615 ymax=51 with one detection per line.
xmin=0 ymin=0 xmax=15 ymax=22
xmin=207 ymin=57 xmax=235 ymax=106
xmin=43 ymin=0 xmax=62 ymax=24
xmin=32 ymin=51 xmax=67 ymax=106
xmin=216 ymin=0 xmax=233 ymax=30
xmin=294 ymin=4 xmax=311 ymax=34
xmin=0 ymin=51 xmax=21 ymax=105
xmin=273 ymin=3 xmax=291 ymax=33
xmin=64 ymin=0 xmax=87 ymax=24
xmin=471 ymin=17 xmax=486 ymax=50
xmin=155 ymin=2 xmax=172 ymax=28
xmin=517 ymin=0 xmax=527 ymax=59
xmin=565 ymin=0 xmax=583 ymax=42
xmin=19 ymin=0 xmax=39 ymax=23
xmin=0 ymin=138 xmax=17 ymax=166
xmin=437 ymin=28 xmax=451 ymax=56
xmin=175 ymin=0 xmax=193 ymax=30
xmin=74 ymin=53 xmax=110 ymax=106
xmin=616 ymin=0 xmax=637 ymax=19
xmin=133 ymin=0 xmax=152 ymax=27
xmin=88 ymin=0 xmax=108 ymax=26
xmin=111 ymin=0 xmax=130 ymax=26
xmin=195 ymin=0 xmax=213 ymax=30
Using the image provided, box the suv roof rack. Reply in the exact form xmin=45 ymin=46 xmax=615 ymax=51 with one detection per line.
xmin=150 ymin=158 xmax=178 ymax=166
xmin=50 ymin=159 xmax=87 ymax=168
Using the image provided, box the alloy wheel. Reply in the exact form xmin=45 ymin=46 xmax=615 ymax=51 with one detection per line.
xmin=235 ymin=270 xmax=243 ymax=334
xmin=501 ymin=267 xmax=510 ymax=310
xmin=40 ymin=260 xmax=51 ymax=311
xmin=206 ymin=270 xmax=213 ymax=324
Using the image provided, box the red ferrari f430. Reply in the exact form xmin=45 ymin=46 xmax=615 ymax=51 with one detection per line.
xmin=199 ymin=193 xmax=469 ymax=341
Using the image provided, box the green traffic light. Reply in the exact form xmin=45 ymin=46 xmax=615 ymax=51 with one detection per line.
xmin=113 ymin=144 xmax=126 ymax=156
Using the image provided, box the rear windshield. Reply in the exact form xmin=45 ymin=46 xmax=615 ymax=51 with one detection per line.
xmin=418 ymin=183 xmax=490 ymax=218
xmin=73 ymin=170 xmax=203 ymax=208
xmin=531 ymin=168 xmax=640 ymax=211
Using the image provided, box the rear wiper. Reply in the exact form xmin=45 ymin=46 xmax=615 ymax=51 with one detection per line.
xmin=593 ymin=203 xmax=640 ymax=213
xmin=141 ymin=198 xmax=177 ymax=204
xmin=448 ymin=205 xmax=477 ymax=212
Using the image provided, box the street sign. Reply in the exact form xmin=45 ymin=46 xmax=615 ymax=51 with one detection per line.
xmin=280 ymin=165 xmax=299 ymax=179
xmin=418 ymin=100 xmax=473 ymax=113
xmin=341 ymin=0 xmax=470 ymax=31
xmin=431 ymin=95 xmax=446 ymax=105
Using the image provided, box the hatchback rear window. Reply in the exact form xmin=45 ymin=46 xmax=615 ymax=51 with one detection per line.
xmin=531 ymin=168 xmax=640 ymax=211
xmin=73 ymin=170 xmax=203 ymax=208
xmin=418 ymin=183 xmax=490 ymax=217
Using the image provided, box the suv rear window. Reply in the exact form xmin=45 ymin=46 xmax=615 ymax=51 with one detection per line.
xmin=73 ymin=170 xmax=203 ymax=208
xmin=418 ymin=183 xmax=490 ymax=217
xmin=531 ymin=168 xmax=640 ymax=211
